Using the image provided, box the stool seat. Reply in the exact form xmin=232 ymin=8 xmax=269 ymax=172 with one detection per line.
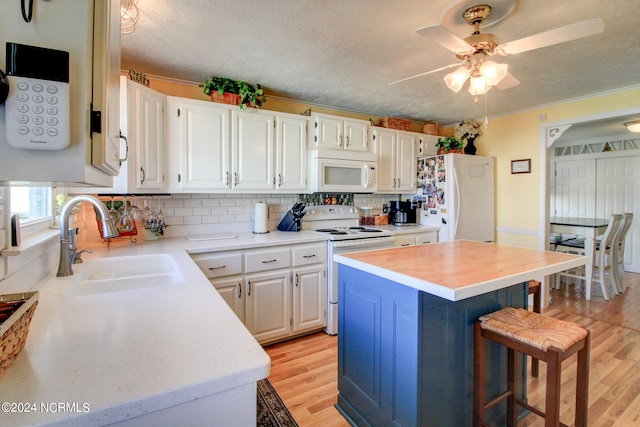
xmin=479 ymin=307 xmax=588 ymax=352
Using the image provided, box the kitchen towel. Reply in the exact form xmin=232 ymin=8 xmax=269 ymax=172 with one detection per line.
xmin=254 ymin=202 xmax=269 ymax=234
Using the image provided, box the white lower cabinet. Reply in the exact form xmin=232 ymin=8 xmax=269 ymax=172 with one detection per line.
xmin=190 ymin=242 xmax=327 ymax=345
xmin=394 ymin=230 xmax=438 ymax=247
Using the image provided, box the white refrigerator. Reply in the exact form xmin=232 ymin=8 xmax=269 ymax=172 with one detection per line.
xmin=417 ymin=154 xmax=495 ymax=242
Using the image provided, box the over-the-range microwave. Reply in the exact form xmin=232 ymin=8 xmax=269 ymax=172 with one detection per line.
xmin=309 ymin=151 xmax=377 ymax=193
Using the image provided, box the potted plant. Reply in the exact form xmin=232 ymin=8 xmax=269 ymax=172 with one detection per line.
xmin=435 ymin=136 xmax=464 ymax=154
xmin=200 ymin=77 xmax=266 ymax=109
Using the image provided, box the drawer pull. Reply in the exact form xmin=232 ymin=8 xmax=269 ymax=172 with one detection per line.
xmin=401 ymin=243 xmax=411 ymax=246
xmin=208 ymin=265 xmax=227 ymax=270
xmin=302 ymin=254 xmax=316 ymax=258
xmin=261 ymin=259 xmax=278 ymax=264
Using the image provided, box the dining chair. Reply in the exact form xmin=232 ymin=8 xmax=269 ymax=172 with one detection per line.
xmin=556 ymin=214 xmax=622 ymax=300
xmin=612 ymin=212 xmax=634 ymax=293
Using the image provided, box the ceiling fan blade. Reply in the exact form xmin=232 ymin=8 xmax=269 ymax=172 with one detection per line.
xmin=416 ymin=24 xmax=472 ymax=53
xmin=496 ymin=72 xmax=520 ymax=90
xmin=497 ymin=17 xmax=604 ymax=55
xmin=388 ymin=62 xmax=463 ymax=86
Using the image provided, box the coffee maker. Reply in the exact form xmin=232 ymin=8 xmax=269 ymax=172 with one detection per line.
xmin=388 ymin=201 xmax=417 ymax=226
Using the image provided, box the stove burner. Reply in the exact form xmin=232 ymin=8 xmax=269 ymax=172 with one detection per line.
xmin=316 ymin=228 xmax=348 ymax=235
xmin=359 ymin=228 xmax=382 ymax=233
xmin=349 ymin=226 xmax=365 ymax=230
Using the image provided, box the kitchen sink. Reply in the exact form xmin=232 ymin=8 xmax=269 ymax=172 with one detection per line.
xmin=68 ymin=254 xmax=183 ymax=296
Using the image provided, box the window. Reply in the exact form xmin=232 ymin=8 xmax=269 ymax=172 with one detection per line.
xmin=10 ymin=186 xmax=52 ymax=224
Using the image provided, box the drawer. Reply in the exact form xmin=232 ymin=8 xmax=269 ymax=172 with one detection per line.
xmin=416 ymin=231 xmax=437 ymax=245
xmin=395 ymin=234 xmax=415 ymax=247
xmin=192 ymin=251 xmax=243 ymax=279
xmin=292 ymin=243 xmax=326 ymax=267
xmin=245 ymin=248 xmax=290 ymax=273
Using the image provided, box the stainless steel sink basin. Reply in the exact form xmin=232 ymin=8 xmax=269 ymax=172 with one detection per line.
xmin=68 ymin=254 xmax=183 ymax=296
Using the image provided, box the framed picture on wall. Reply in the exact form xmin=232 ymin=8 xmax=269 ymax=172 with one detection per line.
xmin=511 ymin=159 xmax=531 ymax=174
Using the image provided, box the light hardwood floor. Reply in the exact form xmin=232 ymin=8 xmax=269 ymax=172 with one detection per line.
xmin=265 ymin=272 xmax=640 ymax=426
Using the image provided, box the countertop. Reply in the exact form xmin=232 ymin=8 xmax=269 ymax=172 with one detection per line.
xmin=334 ymin=240 xmax=587 ymax=301
xmin=0 ymin=230 xmax=328 ymax=426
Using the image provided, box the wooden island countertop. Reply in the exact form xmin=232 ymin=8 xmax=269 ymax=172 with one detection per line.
xmin=334 ymin=240 xmax=587 ymax=301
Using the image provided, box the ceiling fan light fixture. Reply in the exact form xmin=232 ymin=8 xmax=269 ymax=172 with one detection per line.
xmin=480 ymin=60 xmax=508 ymax=86
xmin=624 ymin=121 xmax=640 ymax=132
xmin=468 ymin=75 xmax=489 ymax=95
xmin=444 ymin=67 xmax=470 ymax=93
xmin=121 ymin=0 xmax=139 ymax=35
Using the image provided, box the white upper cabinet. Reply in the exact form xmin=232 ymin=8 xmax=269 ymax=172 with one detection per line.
xmin=312 ymin=113 xmax=370 ymax=153
xmin=122 ymin=78 xmax=166 ymax=192
xmin=232 ymin=110 xmax=274 ymax=191
xmin=417 ymin=134 xmax=439 ymax=157
xmin=167 ymin=99 xmax=308 ymax=193
xmin=167 ymin=97 xmax=231 ymax=191
xmin=373 ymin=128 xmax=417 ymax=193
xmin=275 ymin=113 xmax=308 ymax=192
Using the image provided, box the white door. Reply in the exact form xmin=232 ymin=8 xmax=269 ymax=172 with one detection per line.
xmin=245 ymin=270 xmax=290 ymax=344
xmin=173 ymin=99 xmax=230 ymax=190
xmin=292 ymin=266 xmax=326 ymax=332
xmin=276 ymin=115 xmax=307 ymax=191
xmin=374 ymin=129 xmax=396 ymax=192
xmin=130 ymin=82 xmax=165 ymax=190
xmin=232 ymin=111 xmax=274 ymax=191
xmin=344 ymin=119 xmax=369 ymax=152
xmin=211 ymin=277 xmax=245 ymax=323
xmin=596 ymin=156 xmax=640 ymax=272
xmin=552 ymin=159 xmax=596 ymax=217
xmin=396 ymin=132 xmax=416 ymax=192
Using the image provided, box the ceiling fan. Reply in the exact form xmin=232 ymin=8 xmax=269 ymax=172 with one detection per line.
xmin=389 ymin=4 xmax=605 ymax=96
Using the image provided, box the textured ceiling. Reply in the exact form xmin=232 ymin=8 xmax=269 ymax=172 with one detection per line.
xmin=121 ymin=0 xmax=640 ymax=126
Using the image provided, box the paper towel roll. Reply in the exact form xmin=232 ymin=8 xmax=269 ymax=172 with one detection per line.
xmin=254 ymin=202 xmax=268 ymax=234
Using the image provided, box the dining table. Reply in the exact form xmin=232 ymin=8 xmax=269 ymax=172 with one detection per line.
xmin=550 ymin=216 xmax=609 ymax=300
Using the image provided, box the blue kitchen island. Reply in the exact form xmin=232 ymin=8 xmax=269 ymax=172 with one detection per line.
xmin=334 ymin=240 xmax=586 ymax=427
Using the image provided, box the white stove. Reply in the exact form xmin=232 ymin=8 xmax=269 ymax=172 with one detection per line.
xmin=302 ymin=205 xmax=395 ymax=334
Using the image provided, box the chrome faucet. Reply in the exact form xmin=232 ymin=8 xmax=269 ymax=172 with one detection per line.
xmin=56 ymin=195 xmax=119 ymax=277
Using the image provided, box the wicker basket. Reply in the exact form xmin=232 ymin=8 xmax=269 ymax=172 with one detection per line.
xmin=379 ymin=117 xmax=412 ymax=131
xmin=0 ymin=291 xmax=39 ymax=380
xmin=210 ymin=92 xmax=241 ymax=105
xmin=422 ymin=121 xmax=439 ymax=135
xmin=437 ymin=148 xmax=464 ymax=155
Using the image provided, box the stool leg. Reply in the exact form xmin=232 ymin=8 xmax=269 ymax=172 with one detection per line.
xmin=575 ymin=332 xmax=591 ymax=427
xmin=532 ymin=288 xmax=541 ymax=377
xmin=545 ymin=347 xmax=562 ymax=427
xmin=507 ymin=347 xmax=517 ymax=427
xmin=474 ymin=322 xmax=485 ymax=427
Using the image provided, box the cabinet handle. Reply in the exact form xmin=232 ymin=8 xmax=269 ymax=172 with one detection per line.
xmin=208 ymin=265 xmax=226 ymax=270
xmin=401 ymin=243 xmax=411 ymax=246
xmin=295 ymin=274 xmax=299 ymax=287
xmin=392 ymin=178 xmax=396 ymax=188
xmin=261 ymin=259 xmax=277 ymax=264
xmin=278 ymin=174 xmax=282 ymax=186
xmin=397 ymin=178 xmax=400 ymax=188
xmin=238 ymin=283 xmax=242 ymax=298
xmin=234 ymin=172 xmax=238 ymax=186
xmin=339 ymin=135 xmax=343 ymax=147
xmin=302 ymin=254 xmax=316 ymax=258
xmin=247 ymin=281 xmax=251 ymax=296
xmin=140 ymin=167 xmax=145 ymax=185
xmin=226 ymin=171 xmax=230 ymax=186
xmin=118 ymin=131 xmax=128 ymax=164
xmin=177 ymin=173 xmax=181 ymax=183
xmin=346 ymin=135 xmax=350 ymax=147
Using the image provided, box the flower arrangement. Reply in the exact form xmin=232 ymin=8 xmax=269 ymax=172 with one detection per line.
xmin=455 ymin=119 xmax=482 ymax=141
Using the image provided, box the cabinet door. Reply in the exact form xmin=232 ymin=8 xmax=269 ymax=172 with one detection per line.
xmin=276 ymin=115 xmax=308 ymax=191
xmin=415 ymin=231 xmax=437 ymax=245
xmin=374 ymin=129 xmax=396 ymax=192
xmin=344 ymin=119 xmax=369 ymax=152
xmin=173 ymin=99 xmax=230 ymax=190
xmin=91 ymin=0 xmax=121 ymax=176
xmin=316 ymin=116 xmax=344 ymax=150
xmin=233 ymin=111 xmax=274 ymax=190
xmin=212 ymin=276 xmax=245 ymax=323
xmin=245 ymin=270 xmax=291 ymax=344
xmin=396 ymin=132 xmax=417 ymax=192
xmin=395 ymin=234 xmax=416 ymax=247
xmin=293 ymin=265 xmax=327 ymax=332
xmin=129 ymin=81 xmax=165 ymax=191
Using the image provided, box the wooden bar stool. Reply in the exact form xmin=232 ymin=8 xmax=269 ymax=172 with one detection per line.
xmin=474 ymin=307 xmax=590 ymax=427
xmin=527 ymin=280 xmax=541 ymax=377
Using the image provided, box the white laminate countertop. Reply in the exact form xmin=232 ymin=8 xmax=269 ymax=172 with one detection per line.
xmin=0 ymin=230 xmax=328 ymax=426
xmin=334 ymin=240 xmax=588 ymax=301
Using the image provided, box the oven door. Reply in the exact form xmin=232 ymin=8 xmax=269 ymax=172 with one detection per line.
xmin=311 ymin=158 xmax=377 ymax=193
xmin=325 ymin=236 xmax=395 ymax=335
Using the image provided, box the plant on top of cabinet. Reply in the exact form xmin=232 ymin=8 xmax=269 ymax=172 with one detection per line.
xmin=200 ymin=76 xmax=266 ymax=109
xmin=435 ymin=136 xmax=463 ymax=154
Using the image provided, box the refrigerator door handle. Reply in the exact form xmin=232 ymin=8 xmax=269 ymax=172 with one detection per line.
xmin=453 ymin=165 xmax=460 ymax=239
